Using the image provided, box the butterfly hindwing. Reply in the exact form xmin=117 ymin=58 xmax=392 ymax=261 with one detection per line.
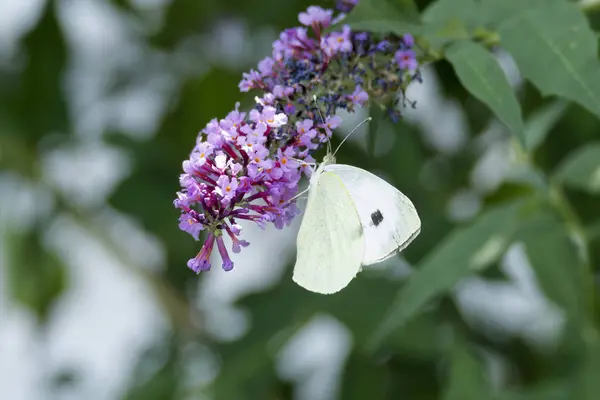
xmin=323 ymin=164 xmax=421 ymax=265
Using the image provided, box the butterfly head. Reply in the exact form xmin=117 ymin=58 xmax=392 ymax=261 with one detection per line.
xmin=322 ymin=153 xmax=336 ymax=166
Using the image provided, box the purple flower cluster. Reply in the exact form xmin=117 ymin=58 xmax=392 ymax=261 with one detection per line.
xmin=239 ymin=4 xmax=419 ymax=121
xmin=175 ymin=102 xmax=342 ymax=272
xmin=176 ymin=1 xmax=422 ymax=273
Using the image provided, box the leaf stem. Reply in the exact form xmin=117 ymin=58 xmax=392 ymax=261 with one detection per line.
xmin=511 ymin=137 xmax=596 ymax=325
xmin=548 ymin=180 xmax=596 ymax=324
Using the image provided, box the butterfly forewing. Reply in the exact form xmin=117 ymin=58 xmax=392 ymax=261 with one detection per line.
xmin=293 ymin=171 xmax=365 ymax=294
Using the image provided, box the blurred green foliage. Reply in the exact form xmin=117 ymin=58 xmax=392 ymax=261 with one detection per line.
xmin=2 ymin=0 xmax=600 ymax=399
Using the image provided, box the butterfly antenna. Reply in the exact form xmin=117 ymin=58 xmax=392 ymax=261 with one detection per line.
xmin=332 ymin=116 xmax=372 ymax=157
xmin=312 ymin=95 xmax=332 ymax=155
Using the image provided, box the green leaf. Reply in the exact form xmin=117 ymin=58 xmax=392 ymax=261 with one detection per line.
xmin=524 ymin=101 xmax=568 ymax=151
xmin=6 ymin=230 xmax=68 ymax=323
xmin=13 ymin=0 xmax=70 ymax=148
xmin=477 ymin=0 xmax=565 ymax=29
xmin=422 ymin=0 xmax=564 ymax=34
xmin=213 ymin=272 xmax=402 ymax=399
xmin=554 ymin=142 xmax=600 ymax=194
xmin=339 ymin=352 xmax=391 ymax=400
xmin=123 ymin=340 xmax=181 ymax=400
xmin=420 ymin=0 xmax=474 ymax=44
xmin=386 ymin=311 xmax=442 ymax=358
xmin=516 ymin=210 xmax=584 ymax=323
xmin=571 ymin=333 xmax=600 ymax=400
xmin=445 ymin=40 xmax=525 ymax=146
xmin=504 ymin=164 xmax=549 ymax=194
xmin=497 ymin=381 xmax=570 ymax=400
xmin=348 ymin=0 xmax=474 ymax=46
xmin=498 ymin=2 xmax=600 ymax=119
xmin=367 ymin=200 xmax=524 ymax=351
xmin=341 ymin=0 xmax=421 ymax=35
xmin=442 ymin=342 xmax=490 ymax=400
xmin=422 ymin=0 xmax=477 ymax=25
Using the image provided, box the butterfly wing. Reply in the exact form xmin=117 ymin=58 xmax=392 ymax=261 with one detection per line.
xmin=323 ymin=164 xmax=421 ymax=265
xmin=293 ymin=171 xmax=365 ymax=294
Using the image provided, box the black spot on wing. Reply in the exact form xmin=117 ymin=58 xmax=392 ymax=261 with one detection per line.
xmin=370 ymin=209 xmax=384 ymax=227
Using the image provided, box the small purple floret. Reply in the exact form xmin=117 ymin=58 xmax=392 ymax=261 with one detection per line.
xmin=395 ymin=49 xmax=418 ymax=72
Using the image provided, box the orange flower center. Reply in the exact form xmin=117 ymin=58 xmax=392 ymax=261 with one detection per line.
xmin=225 ymin=185 xmax=232 ymax=192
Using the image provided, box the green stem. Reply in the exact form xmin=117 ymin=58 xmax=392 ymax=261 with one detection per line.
xmin=471 ymin=28 xmax=500 ymax=48
xmin=511 ymin=137 xmax=596 ymax=325
xmin=548 ymin=180 xmax=596 ymax=324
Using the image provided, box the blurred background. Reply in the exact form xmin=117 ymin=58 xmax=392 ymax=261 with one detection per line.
xmin=1 ymin=0 xmax=600 ymax=399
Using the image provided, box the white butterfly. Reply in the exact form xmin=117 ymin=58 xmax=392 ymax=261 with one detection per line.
xmin=293 ymin=122 xmax=421 ymax=295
